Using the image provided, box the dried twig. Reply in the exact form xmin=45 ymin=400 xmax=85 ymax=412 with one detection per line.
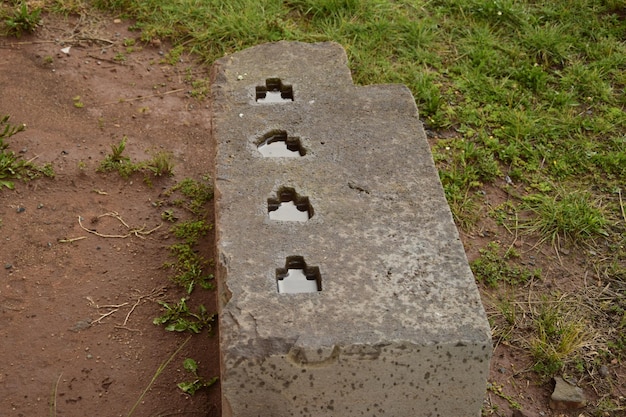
xmin=91 ymin=308 xmax=120 ymax=324
xmin=617 ymin=189 xmax=626 ymax=222
xmin=58 ymin=236 xmax=87 ymax=243
xmin=49 ymin=373 xmax=62 ymax=417
xmin=123 ymin=287 xmax=166 ymax=325
xmin=98 ymin=88 xmax=185 ymax=106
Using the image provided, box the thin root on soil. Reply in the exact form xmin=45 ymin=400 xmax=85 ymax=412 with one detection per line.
xmin=78 ymin=212 xmax=162 ymax=239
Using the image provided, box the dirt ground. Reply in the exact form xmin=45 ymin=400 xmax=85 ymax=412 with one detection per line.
xmin=0 ymin=11 xmax=623 ymax=417
xmin=1 ymin=13 xmax=220 ymax=417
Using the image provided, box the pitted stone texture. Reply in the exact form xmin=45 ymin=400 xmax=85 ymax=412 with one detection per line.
xmin=212 ymin=41 xmax=491 ymax=417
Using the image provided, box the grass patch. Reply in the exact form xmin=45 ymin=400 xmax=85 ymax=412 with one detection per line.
xmin=2 ymin=2 xmax=41 ymax=37
xmin=471 ymin=242 xmax=540 ymax=287
xmin=0 ymin=115 xmax=54 ymax=189
xmin=529 ymin=296 xmax=589 ymax=376
xmin=521 ymin=191 xmax=609 ymax=246
xmin=98 ymin=136 xmax=175 ymax=179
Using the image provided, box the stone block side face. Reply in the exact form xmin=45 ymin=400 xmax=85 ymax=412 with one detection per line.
xmin=222 ymin=342 xmax=490 ymax=417
xmin=212 ymin=41 xmax=492 ymax=417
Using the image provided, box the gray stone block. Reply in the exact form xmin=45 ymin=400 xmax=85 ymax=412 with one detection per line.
xmin=211 ymin=41 xmax=491 ymax=417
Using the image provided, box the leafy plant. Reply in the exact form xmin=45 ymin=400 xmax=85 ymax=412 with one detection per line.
xmin=177 ymin=358 xmax=218 ymax=395
xmin=4 ymin=2 xmax=41 ymax=37
xmin=153 ymin=298 xmax=214 ymax=334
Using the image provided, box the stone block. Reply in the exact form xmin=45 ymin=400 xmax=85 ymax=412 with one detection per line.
xmin=211 ymin=41 xmax=491 ymax=417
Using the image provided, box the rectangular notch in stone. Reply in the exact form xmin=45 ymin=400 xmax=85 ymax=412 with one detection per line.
xmin=268 ymin=187 xmax=313 ymax=222
xmin=276 ymin=256 xmax=321 ymax=293
xmin=257 ymin=130 xmax=305 ymax=158
xmin=255 ymin=78 xmax=294 ymax=103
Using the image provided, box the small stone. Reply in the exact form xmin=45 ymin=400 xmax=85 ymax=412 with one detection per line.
xmin=70 ymin=319 xmax=92 ymax=332
xmin=550 ymin=376 xmax=586 ymax=410
xmin=113 ymin=18 xmax=121 ymax=23
xmin=4 ymin=264 xmax=12 ymax=269
xmin=16 ymin=206 xmax=25 ymax=213
xmin=598 ymin=365 xmax=609 ymax=378
xmin=37 ymin=203 xmax=44 ymax=209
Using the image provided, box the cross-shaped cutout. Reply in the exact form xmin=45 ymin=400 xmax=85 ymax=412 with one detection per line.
xmin=255 ymin=78 xmax=294 ymax=103
xmin=268 ymin=187 xmax=313 ymax=222
xmin=257 ymin=130 xmax=305 ymax=158
xmin=276 ymin=256 xmax=322 ymax=293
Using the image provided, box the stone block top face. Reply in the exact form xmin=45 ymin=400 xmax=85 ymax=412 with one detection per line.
xmin=212 ymin=41 xmax=491 ymax=359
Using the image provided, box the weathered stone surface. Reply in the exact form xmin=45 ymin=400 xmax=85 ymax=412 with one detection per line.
xmin=211 ymin=41 xmax=491 ymax=417
xmin=550 ymin=376 xmax=586 ymax=410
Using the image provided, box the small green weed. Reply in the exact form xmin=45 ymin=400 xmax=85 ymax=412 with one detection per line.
xmin=113 ymin=52 xmax=126 ymax=62
xmin=161 ymin=209 xmax=178 ymax=222
xmin=487 ymin=382 xmax=521 ymax=411
xmin=72 ymin=96 xmax=84 ymax=108
xmin=166 ymin=242 xmax=214 ymax=294
xmin=177 ymin=358 xmax=218 ymax=396
xmin=153 ymin=298 xmax=214 ymax=334
xmin=98 ymin=136 xmax=137 ymax=177
xmin=4 ymin=2 xmax=41 ymax=37
xmin=163 ymin=177 xmax=213 ymax=215
xmin=471 ymin=242 xmax=540 ymax=287
xmin=1 ymin=115 xmax=54 ymax=189
xmin=146 ymin=150 xmax=174 ymax=177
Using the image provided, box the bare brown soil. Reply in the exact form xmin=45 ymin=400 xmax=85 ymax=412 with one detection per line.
xmin=1 ymin=13 xmax=219 ymax=417
xmin=1 ymin=11 xmax=624 ymax=417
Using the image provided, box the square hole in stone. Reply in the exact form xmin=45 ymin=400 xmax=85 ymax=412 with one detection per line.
xmin=255 ymin=78 xmax=294 ymax=103
xmin=268 ymin=187 xmax=313 ymax=222
xmin=276 ymin=256 xmax=321 ymax=294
